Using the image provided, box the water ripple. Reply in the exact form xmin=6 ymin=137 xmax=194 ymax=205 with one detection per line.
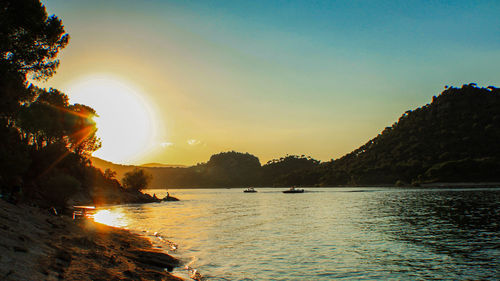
xmin=114 ymin=187 xmax=500 ymax=280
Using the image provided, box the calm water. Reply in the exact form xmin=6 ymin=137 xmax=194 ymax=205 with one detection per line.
xmin=95 ymin=188 xmax=500 ymax=280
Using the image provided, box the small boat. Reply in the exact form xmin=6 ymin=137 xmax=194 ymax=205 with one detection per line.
xmin=282 ymin=187 xmax=304 ymax=193
xmin=244 ymin=187 xmax=257 ymax=193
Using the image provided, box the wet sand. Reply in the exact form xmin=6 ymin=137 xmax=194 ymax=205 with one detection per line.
xmin=0 ymin=199 xmax=183 ymax=280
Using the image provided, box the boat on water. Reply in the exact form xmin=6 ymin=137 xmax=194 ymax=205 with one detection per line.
xmin=283 ymin=187 xmax=304 ymax=193
xmin=244 ymin=187 xmax=257 ymax=193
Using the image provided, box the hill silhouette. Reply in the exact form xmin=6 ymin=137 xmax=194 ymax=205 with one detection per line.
xmin=319 ymin=84 xmax=500 ymax=186
xmin=91 ymin=157 xmax=193 ymax=188
xmin=91 ymin=84 xmax=500 ymax=188
xmin=92 ymin=152 xmax=321 ymax=188
xmin=141 ymin=163 xmax=186 ymax=168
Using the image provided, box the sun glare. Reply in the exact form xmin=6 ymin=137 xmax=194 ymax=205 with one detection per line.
xmin=93 ymin=209 xmax=128 ymax=227
xmin=67 ymin=75 xmax=157 ymax=163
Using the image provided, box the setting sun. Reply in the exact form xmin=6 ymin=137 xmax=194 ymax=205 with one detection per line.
xmin=67 ymin=75 xmax=158 ymax=163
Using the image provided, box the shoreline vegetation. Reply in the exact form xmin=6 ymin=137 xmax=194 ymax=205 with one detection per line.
xmin=0 ymin=199 xmax=184 ymax=281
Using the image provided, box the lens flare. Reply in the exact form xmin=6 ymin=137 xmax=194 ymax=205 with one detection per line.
xmin=67 ymin=74 xmax=158 ymax=164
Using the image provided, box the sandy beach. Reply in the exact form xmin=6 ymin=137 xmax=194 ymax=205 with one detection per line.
xmin=0 ymin=199 xmax=183 ymax=281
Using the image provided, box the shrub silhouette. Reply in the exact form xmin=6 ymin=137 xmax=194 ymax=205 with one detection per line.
xmin=122 ymin=168 xmax=152 ymax=191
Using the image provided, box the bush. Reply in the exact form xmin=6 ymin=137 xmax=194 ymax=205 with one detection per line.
xmin=122 ymin=168 xmax=152 ymax=191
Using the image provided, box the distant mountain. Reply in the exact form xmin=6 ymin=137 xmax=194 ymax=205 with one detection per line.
xmin=90 ymin=157 xmax=192 ymax=188
xmin=90 ymin=157 xmax=135 ymax=182
xmin=140 ymin=163 xmax=185 ymax=168
xmin=91 ymin=84 xmax=500 ymax=188
xmin=319 ymin=84 xmax=500 ymax=186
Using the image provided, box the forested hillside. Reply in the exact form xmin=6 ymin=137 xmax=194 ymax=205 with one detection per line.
xmin=320 ymin=84 xmax=500 ymax=186
xmin=93 ymin=152 xmax=321 ymax=188
xmin=92 ymin=84 xmax=500 ymax=188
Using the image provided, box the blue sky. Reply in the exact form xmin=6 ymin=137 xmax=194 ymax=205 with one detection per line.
xmin=42 ymin=0 xmax=500 ymax=164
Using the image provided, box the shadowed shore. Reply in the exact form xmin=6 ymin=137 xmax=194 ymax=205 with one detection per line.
xmin=0 ymin=199 xmax=183 ymax=281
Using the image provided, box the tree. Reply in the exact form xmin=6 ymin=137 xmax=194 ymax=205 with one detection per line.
xmin=0 ymin=0 xmax=69 ymax=81
xmin=65 ymin=103 xmax=101 ymax=158
xmin=1 ymin=0 xmax=70 ymax=189
xmin=103 ymin=168 xmax=117 ymax=180
xmin=17 ymin=87 xmax=100 ymax=157
xmin=17 ymin=87 xmax=69 ymax=149
xmin=1 ymin=0 xmax=69 ymax=125
xmin=122 ymin=168 xmax=152 ymax=191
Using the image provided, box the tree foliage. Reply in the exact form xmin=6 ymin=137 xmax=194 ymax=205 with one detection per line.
xmin=0 ymin=0 xmax=163 ymax=207
xmin=204 ymin=151 xmax=262 ymax=187
xmin=122 ymin=168 xmax=152 ymax=191
xmin=0 ymin=0 xmax=69 ymax=81
xmin=1 ymin=0 xmax=69 ymax=126
xmin=104 ymin=168 xmax=117 ymax=180
xmin=262 ymin=155 xmax=320 ymax=186
xmin=320 ymin=84 xmax=500 ymax=186
xmin=0 ymin=0 xmax=105 ymax=206
xmin=1 ymin=0 xmax=71 ymax=192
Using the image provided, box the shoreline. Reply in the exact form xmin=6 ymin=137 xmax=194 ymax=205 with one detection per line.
xmin=0 ymin=199 xmax=184 ymax=281
xmin=145 ymin=182 xmax=500 ymax=189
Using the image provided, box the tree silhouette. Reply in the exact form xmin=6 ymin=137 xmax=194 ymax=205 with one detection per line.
xmin=0 ymin=0 xmax=164 ymax=206
xmin=104 ymin=168 xmax=117 ymax=180
xmin=0 ymin=0 xmax=107 ymax=205
xmin=0 ymin=0 xmax=69 ymax=81
xmin=1 ymin=0 xmax=69 ymax=192
xmin=122 ymin=168 xmax=152 ymax=191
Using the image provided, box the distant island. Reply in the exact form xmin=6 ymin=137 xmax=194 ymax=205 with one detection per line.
xmin=92 ymin=84 xmax=500 ymax=188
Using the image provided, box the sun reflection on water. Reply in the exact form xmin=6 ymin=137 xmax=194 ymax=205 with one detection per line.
xmin=93 ymin=209 xmax=128 ymax=228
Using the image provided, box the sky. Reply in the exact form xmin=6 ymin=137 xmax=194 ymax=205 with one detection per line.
xmin=41 ymin=0 xmax=500 ymax=165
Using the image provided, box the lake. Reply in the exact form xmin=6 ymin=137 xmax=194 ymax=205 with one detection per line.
xmin=94 ymin=187 xmax=500 ymax=280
